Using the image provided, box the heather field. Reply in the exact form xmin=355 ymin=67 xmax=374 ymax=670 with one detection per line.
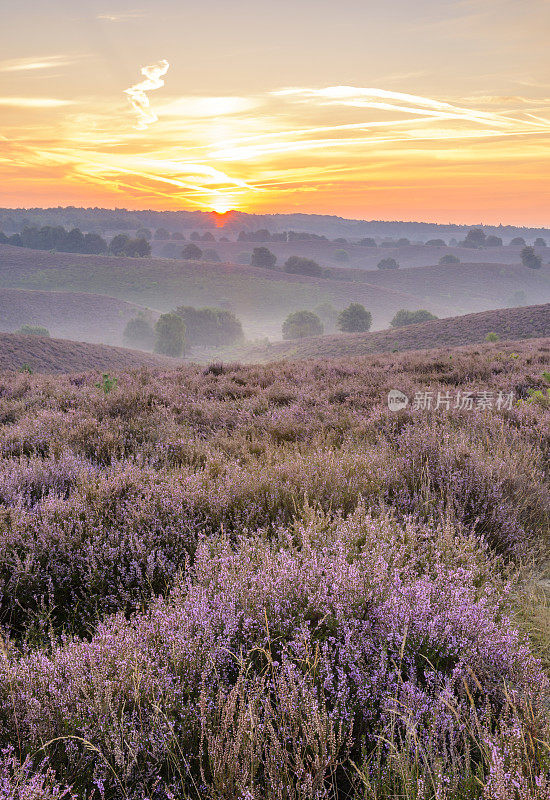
xmin=0 ymin=339 xmax=547 ymax=799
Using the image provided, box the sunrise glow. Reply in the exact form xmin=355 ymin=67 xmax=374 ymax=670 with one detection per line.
xmin=1 ymin=1 xmax=549 ymax=224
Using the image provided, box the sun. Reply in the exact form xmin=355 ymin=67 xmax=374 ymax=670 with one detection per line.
xmin=210 ymin=198 xmax=234 ymax=214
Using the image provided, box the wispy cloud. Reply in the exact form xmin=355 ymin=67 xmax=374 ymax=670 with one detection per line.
xmin=0 ymin=97 xmax=73 ymax=108
xmin=0 ymin=56 xmax=76 ymax=73
xmin=124 ymin=60 xmax=170 ymax=130
xmin=97 ymin=10 xmax=146 ymax=22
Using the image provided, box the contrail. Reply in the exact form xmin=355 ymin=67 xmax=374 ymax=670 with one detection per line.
xmin=124 ymin=60 xmax=169 ymax=130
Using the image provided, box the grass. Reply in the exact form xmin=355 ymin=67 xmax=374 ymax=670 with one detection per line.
xmin=0 ymin=338 xmax=547 ymax=797
xmin=225 ymin=303 xmax=550 ymax=362
xmin=0 ymin=331 xmax=178 ymax=373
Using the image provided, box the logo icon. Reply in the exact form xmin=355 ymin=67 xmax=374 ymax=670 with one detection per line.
xmin=387 ymin=389 xmax=409 ymax=411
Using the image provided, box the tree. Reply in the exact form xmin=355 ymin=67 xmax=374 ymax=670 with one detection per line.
xmin=510 ymin=236 xmax=526 ymax=246
xmin=63 ymin=228 xmax=85 ymax=252
xmin=124 ymin=237 xmax=151 ymax=257
xmin=136 ymin=228 xmax=152 ymax=240
xmin=251 ymin=247 xmax=277 ymax=269
xmin=171 ymin=232 xmax=185 ymax=240
xmin=182 ymin=243 xmax=203 ymax=260
xmin=521 ymin=246 xmax=542 ymax=270
xmin=190 ymin=231 xmax=201 ymax=241
xmin=83 ymin=232 xmax=108 ymax=254
xmin=377 ymin=257 xmax=399 ymax=270
xmin=439 ymin=254 xmax=460 ymax=264
xmin=154 ymin=313 xmax=185 ymax=357
xmin=201 ymin=231 xmax=215 ymax=242
xmin=426 ymin=239 xmax=445 ymax=246
xmin=154 ymin=227 xmax=170 ymax=240
xmin=17 ymin=324 xmax=50 ymax=337
xmin=359 ymin=237 xmax=376 ymax=247
xmin=284 ymin=256 xmax=322 ymax=277
xmin=202 ymin=248 xmax=221 ymax=262
xmin=109 ymin=234 xmax=130 ymax=256
xmin=123 ymin=317 xmax=154 ymax=350
xmin=337 ymin=303 xmax=372 ymax=333
xmin=175 ymin=306 xmax=244 ymax=347
xmin=397 ymin=238 xmax=410 ymax=246
xmin=535 ymin=237 xmax=547 ymax=247
xmin=485 ymin=235 xmax=502 ymax=247
xmin=390 ymin=309 xmax=438 ymax=328
xmin=282 ymin=311 xmax=323 ymax=340
xmin=314 ymin=302 xmax=338 ymax=332
xmin=462 ymin=229 xmax=486 ymax=248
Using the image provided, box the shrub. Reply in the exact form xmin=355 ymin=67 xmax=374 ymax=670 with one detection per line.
xmin=535 ymin=237 xmax=547 ymax=247
xmin=122 ymin=316 xmax=154 ymax=350
xmin=485 ymin=332 xmax=500 ymax=342
xmin=521 ymin=246 xmax=542 ymax=270
xmin=377 ymin=257 xmax=399 ymax=270
xmin=251 ymin=247 xmax=277 ymax=269
xmin=182 ymin=243 xmax=203 ymax=260
xmin=17 ymin=324 xmax=50 ymax=337
xmin=359 ymin=237 xmax=376 ymax=246
xmin=426 ymin=238 xmax=445 ymax=246
xmin=175 ymin=306 xmax=244 ymax=347
xmin=284 ymin=256 xmax=323 ymax=277
xmin=202 ymin=248 xmax=221 ymax=262
xmin=390 ymin=309 xmax=438 ymax=327
xmin=154 ymin=313 xmax=186 ymax=356
xmin=439 ymin=253 xmax=460 ymax=264
xmin=282 ymin=310 xmax=323 ymax=339
xmin=511 ymin=236 xmax=526 ymax=246
xmin=462 ymin=228 xmax=486 ymax=248
xmin=337 ymin=303 xmax=372 ymax=333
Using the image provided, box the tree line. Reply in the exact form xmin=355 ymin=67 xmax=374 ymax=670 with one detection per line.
xmin=0 ymin=226 xmax=152 ymax=258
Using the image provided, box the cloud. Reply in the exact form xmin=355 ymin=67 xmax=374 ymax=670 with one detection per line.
xmin=97 ymin=11 xmax=146 ymax=22
xmin=156 ymin=96 xmax=261 ymax=118
xmin=0 ymin=56 xmax=75 ymax=73
xmin=124 ymin=60 xmax=170 ymax=130
xmin=0 ymin=97 xmax=73 ymax=108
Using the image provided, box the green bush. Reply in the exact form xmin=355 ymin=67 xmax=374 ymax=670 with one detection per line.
xmin=284 ymin=256 xmax=323 ymax=277
xmin=337 ymin=303 xmax=372 ymax=333
xmin=17 ymin=324 xmax=50 ymax=337
xmin=122 ymin=317 xmax=155 ymax=350
xmin=377 ymin=257 xmax=399 ymax=270
xmin=390 ymin=309 xmax=438 ymax=328
xmin=154 ymin=313 xmax=186 ymax=357
xmin=282 ymin=310 xmax=324 ymax=340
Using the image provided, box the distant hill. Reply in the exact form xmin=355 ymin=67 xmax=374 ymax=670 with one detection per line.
xmin=1 ymin=205 xmax=549 ymax=242
xmin=228 ymin=303 xmax=550 ymax=362
xmin=0 ymin=288 xmax=156 ymax=345
xmin=0 ymin=243 xmax=428 ymax=337
xmin=1 ymin=242 xmax=549 ymax=341
xmin=0 ymin=333 xmax=178 ymax=374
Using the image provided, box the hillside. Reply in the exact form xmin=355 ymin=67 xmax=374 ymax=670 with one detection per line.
xmin=0 ymin=243 xmax=430 ymax=336
xmin=0 ymin=288 xmax=156 ymax=345
xmin=0 ymin=332 xmax=178 ymax=374
xmin=0 ymin=339 xmax=548 ymax=799
xmin=228 ymin=302 xmax=550 ymax=362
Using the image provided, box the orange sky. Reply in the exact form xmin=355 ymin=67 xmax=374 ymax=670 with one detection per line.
xmin=1 ymin=0 xmax=549 ymax=224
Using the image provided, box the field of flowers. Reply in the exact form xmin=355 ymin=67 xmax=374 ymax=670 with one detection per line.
xmin=0 ymin=338 xmax=549 ymax=799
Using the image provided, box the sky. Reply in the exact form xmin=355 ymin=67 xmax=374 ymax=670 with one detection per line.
xmin=1 ymin=0 xmax=549 ymax=224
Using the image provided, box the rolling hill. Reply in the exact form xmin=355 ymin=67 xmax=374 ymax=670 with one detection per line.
xmin=1 ymin=243 xmax=549 ymax=342
xmin=0 ymin=332 xmax=178 ymax=374
xmin=226 ymin=302 xmax=550 ymax=362
xmin=0 ymin=288 xmax=156 ymax=345
xmin=0 ymin=243 xmax=432 ymax=337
